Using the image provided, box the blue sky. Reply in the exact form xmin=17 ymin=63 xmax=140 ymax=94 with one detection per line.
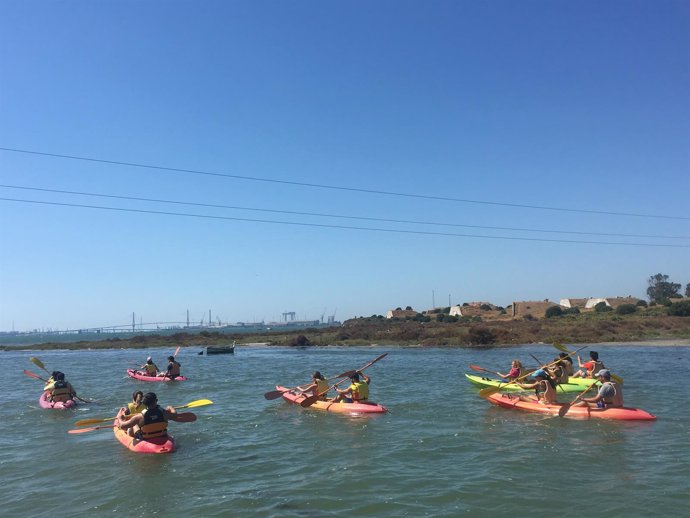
xmin=1 ymin=1 xmax=688 ymax=332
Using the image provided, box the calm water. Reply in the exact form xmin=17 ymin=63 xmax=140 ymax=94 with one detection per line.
xmin=2 ymin=344 xmax=689 ymax=517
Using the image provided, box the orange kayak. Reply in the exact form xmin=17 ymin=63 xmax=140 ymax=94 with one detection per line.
xmin=276 ymin=386 xmax=388 ymax=414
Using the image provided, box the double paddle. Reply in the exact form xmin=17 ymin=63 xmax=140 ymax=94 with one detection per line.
xmin=24 ymin=361 xmax=94 ymax=404
xmin=73 ymin=399 xmax=214 ymax=427
xmin=68 ymin=412 xmax=198 ymax=434
xmin=300 ymin=353 xmax=388 ymax=408
xmin=478 ymin=344 xmax=590 ymax=398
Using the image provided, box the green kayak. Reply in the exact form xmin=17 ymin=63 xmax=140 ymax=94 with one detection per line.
xmin=465 ymin=373 xmax=597 ymax=393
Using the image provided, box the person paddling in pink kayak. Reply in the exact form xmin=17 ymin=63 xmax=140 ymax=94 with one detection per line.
xmin=139 ymin=357 xmax=159 ymax=376
xmin=118 ymin=392 xmax=184 ymax=439
xmin=44 ymin=371 xmax=77 ymax=403
xmin=576 ymin=370 xmax=623 ymax=409
xmin=159 ymin=355 xmax=182 ymax=379
xmin=332 ymin=372 xmax=371 ymax=403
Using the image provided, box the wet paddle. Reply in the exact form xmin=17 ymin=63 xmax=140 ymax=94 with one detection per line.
xmin=300 ymin=353 xmax=388 ymax=408
xmin=479 ymin=344 xmax=590 ymax=398
xmin=551 ymin=343 xmax=624 ymax=384
xmin=558 ymin=382 xmax=598 ymax=417
xmin=69 ymin=412 xmax=197 ymax=433
xmin=30 ymin=356 xmax=51 ymax=374
xmin=73 ymin=399 xmax=213 ymax=426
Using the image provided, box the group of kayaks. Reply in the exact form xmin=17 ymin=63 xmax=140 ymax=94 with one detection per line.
xmin=466 ymin=345 xmax=656 ymax=421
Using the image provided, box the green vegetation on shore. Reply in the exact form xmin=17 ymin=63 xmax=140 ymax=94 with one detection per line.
xmin=2 ymin=306 xmax=689 ymax=350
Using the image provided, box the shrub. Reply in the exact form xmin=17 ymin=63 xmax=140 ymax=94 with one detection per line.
xmin=289 ymin=334 xmax=312 ymax=347
xmin=594 ymin=302 xmax=612 ymax=313
xmin=545 ymin=306 xmax=564 ymax=318
xmin=468 ymin=326 xmax=496 ymax=345
xmin=615 ymin=304 xmax=637 ymax=315
xmin=668 ymin=301 xmax=690 ymax=317
xmin=480 ymin=304 xmax=492 ymax=311
xmin=636 ymin=299 xmax=648 ymax=307
xmin=564 ymin=307 xmax=580 ymax=315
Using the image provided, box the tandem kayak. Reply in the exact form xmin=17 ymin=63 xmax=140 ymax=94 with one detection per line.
xmin=113 ymin=408 xmax=176 ymax=454
xmin=485 ymin=392 xmax=656 ymax=421
xmin=465 ymin=373 xmax=596 ymax=393
xmin=39 ymin=390 xmax=76 ymax=410
xmin=276 ymin=386 xmax=388 ymax=414
xmin=126 ymin=369 xmax=188 ymax=382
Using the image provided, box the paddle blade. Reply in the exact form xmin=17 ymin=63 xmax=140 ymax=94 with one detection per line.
xmin=479 ymin=386 xmax=501 ymax=398
xmin=176 ymin=399 xmax=213 ymax=409
xmin=74 ymin=417 xmax=115 ymax=426
xmin=174 ymin=346 xmax=181 ymax=357
xmin=30 ymin=357 xmax=49 ymax=373
xmin=264 ymin=390 xmax=287 ymax=400
xmin=300 ymin=394 xmax=320 ymax=408
xmin=611 ymin=373 xmax=624 ymax=385
xmin=23 ymin=369 xmax=46 ymax=382
xmin=552 ymin=342 xmax=569 ymax=353
xmin=558 ymin=404 xmax=572 ymax=418
xmin=174 ymin=412 xmax=197 ymax=422
xmin=469 ymin=364 xmax=486 ymax=373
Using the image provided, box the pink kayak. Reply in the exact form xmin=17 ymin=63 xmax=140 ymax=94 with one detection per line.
xmin=126 ymin=369 xmax=187 ymax=382
xmin=39 ymin=390 xmax=77 ymax=410
xmin=485 ymin=392 xmax=656 ymax=421
xmin=113 ymin=408 xmax=176 ymax=454
xmin=276 ymin=385 xmax=388 ymax=414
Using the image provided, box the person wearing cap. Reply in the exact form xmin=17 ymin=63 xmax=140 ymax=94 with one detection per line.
xmin=578 ymin=370 xmax=623 ymax=409
xmin=160 ymin=355 xmax=182 ymax=379
xmin=43 ymin=371 xmax=77 ymax=403
xmin=118 ymin=392 xmax=184 ymax=438
xmin=298 ymin=371 xmax=330 ymax=400
xmin=573 ymin=351 xmax=605 ymax=378
xmin=497 ymin=360 xmax=525 ymax=382
xmin=333 ymin=372 xmax=370 ymax=403
xmin=139 ymin=357 xmax=159 ymax=376
xmin=517 ymin=369 xmax=558 ymax=404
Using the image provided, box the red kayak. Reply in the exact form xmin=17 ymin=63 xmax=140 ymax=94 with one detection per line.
xmin=276 ymin=385 xmax=388 ymax=414
xmin=485 ymin=392 xmax=656 ymax=421
xmin=113 ymin=408 xmax=176 ymax=454
xmin=126 ymin=369 xmax=187 ymax=382
xmin=39 ymin=390 xmax=77 ymax=410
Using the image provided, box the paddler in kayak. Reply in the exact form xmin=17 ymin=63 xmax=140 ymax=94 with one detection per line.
xmin=496 ymin=359 xmax=525 ymax=382
xmin=332 ymin=372 xmax=370 ymax=403
xmin=43 ymin=371 xmax=77 ymax=403
xmin=547 ymin=358 xmax=569 ymax=384
xmin=123 ymin=390 xmax=146 ymax=416
xmin=118 ymin=392 xmax=184 ymax=439
xmin=298 ymin=371 xmax=330 ymax=400
xmin=558 ymin=352 xmax=575 ymax=376
xmin=139 ymin=357 xmax=159 ymax=376
xmin=517 ymin=369 xmax=558 ymax=404
xmin=577 ymin=370 xmax=623 ymax=409
xmin=573 ymin=350 xmax=605 ymax=378
xmin=160 ymin=356 xmax=182 ymax=379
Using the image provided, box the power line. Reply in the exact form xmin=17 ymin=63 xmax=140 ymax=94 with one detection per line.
xmin=1 ymin=146 xmax=688 ymax=221
xmin=1 ymin=183 xmax=688 ymax=240
xmin=2 ymin=197 xmax=689 ymax=248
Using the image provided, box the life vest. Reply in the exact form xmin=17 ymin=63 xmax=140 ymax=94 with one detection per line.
xmin=536 ymin=379 xmax=557 ymax=404
xmin=127 ymin=402 xmax=147 ymax=415
xmin=139 ymin=406 xmax=168 ymax=439
xmin=315 ymin=379 xmax=329 ymax=398
xmin=350 ymin=381 xmax=369 ymax=401
xmin=143 ymin=363 xmax=157 ymax=375
xmin=589 ymin=361 xmax=605 ymax=377
xmin=51 ymin=380 xmax=73 ymax=402
xmin=167 ymin=361 xmax=181 ymax=377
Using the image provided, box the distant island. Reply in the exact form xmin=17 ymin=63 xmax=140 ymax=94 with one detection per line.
xmin=2 ymin=302 xmax=689 ymax=350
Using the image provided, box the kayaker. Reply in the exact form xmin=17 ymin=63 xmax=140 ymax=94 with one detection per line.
xmin=558 ymin=352 xmax=575 ymax=376
xmin=517 ymin=369 xmax=557 ymax=404
xmin=548 ymin=358 xmax=569 ymax=384
xmin=578 ymin=370 xmax=623 ymax=409
xmin=497 ymin=360 xmax=525 ymax=381
xmin=160 ymin=356 xmax=182 ymax=379
xmin=124 ymin=390 xmax=146 ymax=416
xmin=573 ymin=351 xmax=605 ymax=378
xmin=333 ymin=372 xmax=370 ymax=403
xmin=139 ymin=357 xmax=159 ymax=376
xmin=118 ymin=392 xmax=184 ymax=439
xmin=43 ymin=372 xmax=77 ymax=403
xmin=299 ymin=371 xmax=330 ymax=400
